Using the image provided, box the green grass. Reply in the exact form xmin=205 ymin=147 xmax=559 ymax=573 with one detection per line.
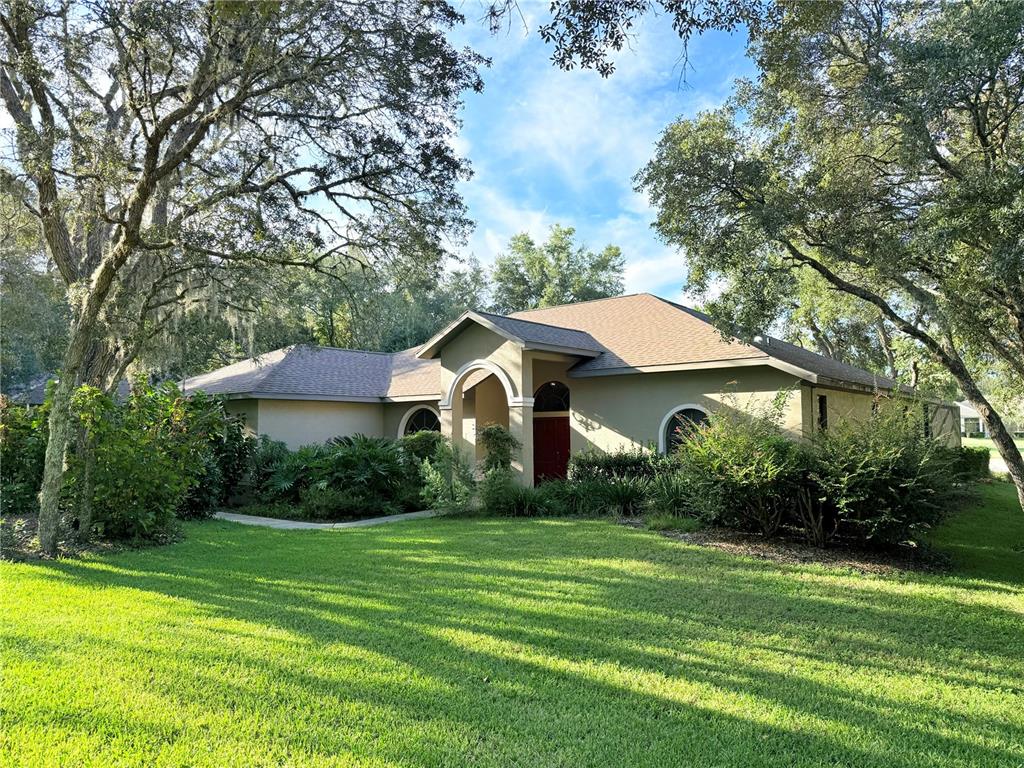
xmin=930 ymin=481 xmax=1024 ymax=583
xmin=2 ymin=488 xmax=1023 ymax=767
xmin=962 ymin=435 xmax=1024 ymax=461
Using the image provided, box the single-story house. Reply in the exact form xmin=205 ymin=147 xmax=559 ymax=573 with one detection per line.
xmin=957 ymin=400 xmax=1023 ymax=437
xmin=182 ymin=293 xmax=960 ymax=485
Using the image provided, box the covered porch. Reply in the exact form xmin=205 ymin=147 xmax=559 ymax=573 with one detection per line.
xmin=417 ymin=310 xmax=602 ymax=485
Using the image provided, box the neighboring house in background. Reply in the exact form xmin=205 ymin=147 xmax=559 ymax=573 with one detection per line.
xmin=182 ymin=293 xmax=961 ymax=485
xmin=6 ymin=376 xmax=131 ymax=406
xmin=958 ymin=400 xmax=1024 ymax=437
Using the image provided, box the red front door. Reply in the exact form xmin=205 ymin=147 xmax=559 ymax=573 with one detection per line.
xmin=533 ymin=416 xmax=570 ymax=483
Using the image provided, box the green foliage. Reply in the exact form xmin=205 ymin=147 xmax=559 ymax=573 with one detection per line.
xmin=646 ymin=471 xmax=697 ymax=518
xmin=636 ymin=1 xmax=1024 ymax=494
xmin=180 ymin=413 xmax=254 ymax=518
xmin=675 ymin=402 xmax=804 ymax=536
xmin=70 ymin=382 xmax=224 ymax=539
xmin=0 ymin=194 xmax=68 ymax=392
xmin=809 ymin=405 xmax=962 ymax=546
xmin=490 ymin=225 xmax=624 ymax=314
xmin=0 ymin=395 xmax=50 ymax=515
xmin=946 ymin=446 xmax=991 ymax=482
xmin=305 ymin=435 xmax=406 ymax=518
xmin=399 ymin=430 xmax=446 ymax=466
xmin=479 ymin=470 xmax=550 ymax=517
xmin=595 ymin=476 xmax=651 ymax=517
xmin=419 ymin=440 xmax=476 ymax=514
xmin=477 ymin=425 xmax=520 ymax=473
xmin=568 ymin=448 xmax=669 ymax=482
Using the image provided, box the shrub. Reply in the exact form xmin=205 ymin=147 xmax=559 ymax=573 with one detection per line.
xmin=399 ymin=430 xmax=445 ymax=465
xmin=478 ymin=425 xmax=520 ymax=473
xmin=0 ymin=394 xmax=49 ymax=516
xmin=595 ymin=476 xmax=650 ymax=516
xmin=179 ymin=402 xmax=254 ymax=518
xmin=306 ymin=435 xmax=406 ymax=518
xmin=809 ymin=404 xmax=961 ymax=545
xmin=676 ymin=402 xmax=804 ymax=536
xmin=569 ymin=448 xmax=669 ymax=482
xmin=479 ymin=469 xmax=550 ymax=517
xmin=420 ymin=439 xmax=476 ymax=513
xmin=946 ymin=446 xmax=990 ymax=481
xmin=647 ymin=470 xmax=696 ymax=517
xmin=70 ymin=381 xmax=220 ymax=539
xmin=299 ymin=485 xmax=397 ymax=520
xmin=265 ymin=444 xmax=329 ymax=503
xmin=533 ymin=479 xmax=604 ymax=516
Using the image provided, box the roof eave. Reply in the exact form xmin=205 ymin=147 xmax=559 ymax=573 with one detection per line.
xmin=522 ymin=342 xmax=601 ymax=358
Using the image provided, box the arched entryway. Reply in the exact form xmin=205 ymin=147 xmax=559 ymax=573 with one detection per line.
xmin=533 ymin=381 xmax=570 ymax=483
xmin=441 ymin=359 xmax=514 ymax=465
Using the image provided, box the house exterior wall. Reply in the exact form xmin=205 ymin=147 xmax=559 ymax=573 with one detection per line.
xmin=568 ymin=366 xmax=805 ymax=454
xmin=226 ymin=399 xmax=259 ymax=436
xmin=808 ymin=386 xmax=961 ymax=447
xmin=438 ymin=324 xmax=524 ymax=400
xmin=255 ymin=399 xmax=383 ymax=448
xmin=438 ymin=323 xmax=533 ymax=482
xmin=383 ymin=401 xmax=441 ymax=439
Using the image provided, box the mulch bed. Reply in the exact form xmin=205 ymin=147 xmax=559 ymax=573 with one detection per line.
xmin=626 ymin=519 xmax=950 ymax=576
xmin=0 ymin=514 xmax=180 ymax=562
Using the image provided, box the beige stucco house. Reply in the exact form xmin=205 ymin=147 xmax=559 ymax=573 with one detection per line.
xmin=182 ymin=293 xmax=960 ymax=485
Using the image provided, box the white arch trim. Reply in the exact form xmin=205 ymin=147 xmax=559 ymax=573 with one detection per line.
xmin=440 ymin=359 xmax=531 ymax=409
xmin=657 ymin=403 xmax=710 ymax=454
xmin=397 ymin=404 xmax=441 ymax=438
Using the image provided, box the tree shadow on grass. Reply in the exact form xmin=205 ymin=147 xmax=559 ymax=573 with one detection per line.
xmin=6 ymin=517 xmax=1024 ymax=767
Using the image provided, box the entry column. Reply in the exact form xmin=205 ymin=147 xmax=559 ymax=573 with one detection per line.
xmin=508 ymin=402 xmax=535 ymax=486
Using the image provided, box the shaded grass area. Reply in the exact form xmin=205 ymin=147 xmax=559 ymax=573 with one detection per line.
xmin=930 ymin=480 xmax=1024 ymax=584
xmin=2 ymin=494 xmax=1022 ymax=767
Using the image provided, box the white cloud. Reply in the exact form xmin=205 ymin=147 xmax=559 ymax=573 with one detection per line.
xmin=446 ymin=13 xmax=755 ymax=305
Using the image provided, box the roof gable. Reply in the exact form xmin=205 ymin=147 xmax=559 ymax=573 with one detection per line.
xmin=416 ymin=310 xmax=604 ymax=359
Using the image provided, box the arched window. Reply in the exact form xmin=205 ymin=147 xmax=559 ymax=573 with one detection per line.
xmin=402 ymin=407 xmax=441 ymax=436
xmin=659 ymin=405 xmax=709 ymax=454
xmin=534 ymin=381 xmax=570 ymax=412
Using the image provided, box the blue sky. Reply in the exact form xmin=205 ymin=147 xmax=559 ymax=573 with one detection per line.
xmin=450 ymin=8 xmax=755 ymax=301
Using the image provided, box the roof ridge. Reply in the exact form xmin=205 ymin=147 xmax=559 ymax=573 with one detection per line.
xmin=508 ymin=292 xmax=648 ymax=315
xmin=475 ymin=308 xmax=592 ymax=333
xmin=291 ymin=343 xmax=398 ymax=356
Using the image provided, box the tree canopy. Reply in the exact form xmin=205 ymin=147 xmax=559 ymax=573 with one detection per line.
xmin=490 ymin=225 xmax=624 ymax=314
xmin=635 ymin=0 xmax=1024 ymax=502
xmin=1 ymin=0 xmax=484 ymax=554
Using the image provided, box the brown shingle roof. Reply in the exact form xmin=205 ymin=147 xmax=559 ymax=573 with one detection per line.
xmin=181 ymin=345 xmax=440 ymax=401
xmin=515 ymin=294 xmax=898 ymax=389
xmin=511 ymin=294 xmax=765 ymax=372
xmin=183 ymin=294 xmax=902 ymax=401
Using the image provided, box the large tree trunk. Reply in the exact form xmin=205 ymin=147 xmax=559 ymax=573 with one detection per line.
xmin=36 ymin=317 xmax=96 ymax=556
xmin=952 ymin=362 xmax=1024 ymax=510
xmin=36 ymin=374 xmax=75 ymax=556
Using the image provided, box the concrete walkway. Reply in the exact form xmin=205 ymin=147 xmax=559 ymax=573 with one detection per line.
xmin=214 ymin=509 xmax=437 ymax=530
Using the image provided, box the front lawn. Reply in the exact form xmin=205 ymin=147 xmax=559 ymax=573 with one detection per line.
xmin=1 ymin=487 xmax=1022 ymax=767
